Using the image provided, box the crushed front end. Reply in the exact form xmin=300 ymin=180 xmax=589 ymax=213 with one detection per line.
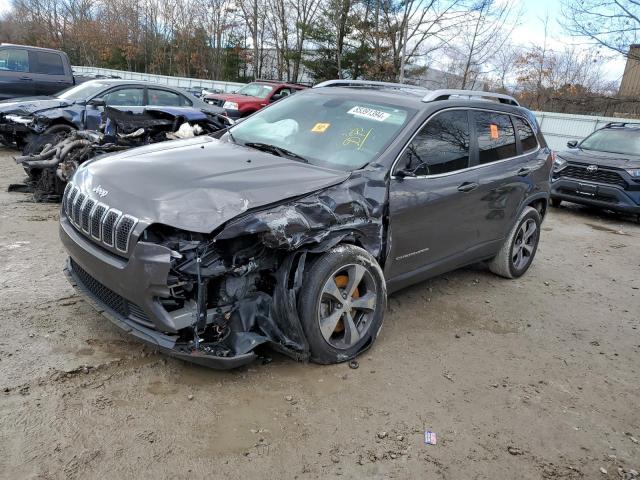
xmin=59 ymin=158 xmax=385 ymax=369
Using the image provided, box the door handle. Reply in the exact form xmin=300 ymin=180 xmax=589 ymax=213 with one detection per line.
xmin=20 ymin=76 xmax=33 ymax=81
xmin=517 ymin=167 xmax=531 ymax=177
xmin=457 ymin=182 xmax=479 ymax=192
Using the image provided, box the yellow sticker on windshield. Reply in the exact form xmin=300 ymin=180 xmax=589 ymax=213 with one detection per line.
xmin=311 ymin=123 xmax=331 ymax=133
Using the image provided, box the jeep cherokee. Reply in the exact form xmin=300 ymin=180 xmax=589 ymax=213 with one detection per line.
xmin=59 ymin=81 xmax=552 ymax=369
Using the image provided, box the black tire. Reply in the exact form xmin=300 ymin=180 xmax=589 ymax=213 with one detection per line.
xmin=298 ymin=244 xmax=387 ymax=364
xmin=488 ymin=206 xmax=542 ymax=279
xmin=22 ymin=124 xmax=75 ymax=156
xmin=550 ymin=197 xmax=562 ymax=208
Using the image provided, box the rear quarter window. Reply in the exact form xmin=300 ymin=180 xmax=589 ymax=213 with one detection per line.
xmin=513 ymin=116 xmax=538 ymax=153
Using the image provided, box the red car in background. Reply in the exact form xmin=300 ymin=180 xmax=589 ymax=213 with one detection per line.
xmin=203 ymin=80 xmax=308 ymax=118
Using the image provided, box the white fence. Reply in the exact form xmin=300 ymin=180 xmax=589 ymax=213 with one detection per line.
xmin=71 ymin=67 xmax=636 ymax=150
xmin=72 ymin=66 xmax=244 ymax=93
xmin=533 ymin=111 xmax=633 ymax=151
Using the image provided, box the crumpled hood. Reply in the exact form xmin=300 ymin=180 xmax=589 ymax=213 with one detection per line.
xmin=0 ymin=97 xmax=72 ymax=116
xmin=558 ymin=148 xmax=640 ymax=169
xmin=72 ymin=136 xmax=350 ymax=233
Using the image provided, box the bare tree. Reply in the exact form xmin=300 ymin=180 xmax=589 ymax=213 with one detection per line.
xmin=562 ymin=0 xmax=640 ymax=60
xmin=454 ymin=0 xmax=521 ymax=89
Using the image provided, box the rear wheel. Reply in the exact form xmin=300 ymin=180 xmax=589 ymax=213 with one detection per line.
xmin=298 ymin=245 xmax=386 ymax=364
xmin=488 ymin=206 xmax=541 ymax=279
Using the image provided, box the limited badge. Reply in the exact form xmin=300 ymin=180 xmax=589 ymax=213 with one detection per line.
xmin=311 ymin=122 xmax=330 ymax=133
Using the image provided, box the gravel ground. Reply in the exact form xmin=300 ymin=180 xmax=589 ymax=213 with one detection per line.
xmin=0 ymin=145 xmax=639 ymax=480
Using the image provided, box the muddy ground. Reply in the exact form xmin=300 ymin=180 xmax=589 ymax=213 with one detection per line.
xmin=0 ymin=145 xmax=638 ymax=480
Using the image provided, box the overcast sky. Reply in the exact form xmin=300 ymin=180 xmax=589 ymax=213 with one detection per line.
xmin=511 ymin=0 xmax=627 ymax=82
xmin=0 ymin=0 xmax=628 ymax=82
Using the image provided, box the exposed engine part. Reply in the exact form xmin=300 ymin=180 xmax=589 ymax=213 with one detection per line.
xmin=10 ymin=107 xmax=232 ymax=202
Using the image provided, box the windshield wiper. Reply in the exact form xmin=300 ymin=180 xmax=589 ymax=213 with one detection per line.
xmin=244 ymin=142 xmax=309 ymax=163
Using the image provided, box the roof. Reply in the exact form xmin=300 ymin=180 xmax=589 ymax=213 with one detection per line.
xmin=312 ymin=80 xmax=520 ymax=108
xmin=0 ymin=43 xmax=69 ymax=56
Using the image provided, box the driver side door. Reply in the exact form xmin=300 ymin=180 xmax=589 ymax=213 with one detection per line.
xmin=84 ymin=87 xmax=146 ymax=130
xmin=386 ymin=109 xmax=484 ymax=284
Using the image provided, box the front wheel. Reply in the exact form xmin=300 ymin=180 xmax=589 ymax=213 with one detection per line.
xmin=488 ymin=206 xmax=541 ymax=279
xmin=298 ymin=244 xmax=387 ymax=364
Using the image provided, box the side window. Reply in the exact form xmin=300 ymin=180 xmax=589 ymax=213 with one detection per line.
xmin=401 ymin=110 xmax=470 ymax=176
xmin=474 ymin=111 xmax=517 ymax=164
xmin=103 ymin=88 xmax=144 ymax=106
xmin=0 ymin=48 xmax=29 ymax=72
xmin=513 ymin=116 xmax=538 ymax=153
xmin=148 ymin=89 xmax=186 ymax=106
xmin=33 ymin=52 xmax=65 ymax=75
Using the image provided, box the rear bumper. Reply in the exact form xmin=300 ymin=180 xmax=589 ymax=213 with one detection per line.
xmin=60 ymin=215 xmax=257 ymax=369
xmin=550 ymin=178 xmax=640 ymax=214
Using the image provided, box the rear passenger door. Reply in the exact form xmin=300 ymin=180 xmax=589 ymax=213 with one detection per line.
xmin=387 ymin=109 xmax=483 ymax=280
xmin=0 ymin=47 xmax=34 ymax=99
xmin=147 ymin=88 xmax=192 ymax=107
xmin=29 ymin=51 xmax=72 ymax=96
xmin=470 ymin=110 xmax=540 ymax=242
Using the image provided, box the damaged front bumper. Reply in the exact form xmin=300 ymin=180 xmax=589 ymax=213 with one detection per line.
xmin=60 ymin=215 xmax=258 ymax=369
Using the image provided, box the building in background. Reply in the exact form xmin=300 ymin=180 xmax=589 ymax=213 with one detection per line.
xmin=618 ymin=45 xmax=640 ymax=97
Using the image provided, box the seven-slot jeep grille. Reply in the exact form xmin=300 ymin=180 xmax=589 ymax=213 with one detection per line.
xmin=63 ymin=182 xmax=139 ymax=254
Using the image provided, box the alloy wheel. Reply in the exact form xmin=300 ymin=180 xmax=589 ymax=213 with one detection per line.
xmin=512 ymin=218 xmax=538 ymax=270
xmin=317 ymin=264 xmax=377 ymax=349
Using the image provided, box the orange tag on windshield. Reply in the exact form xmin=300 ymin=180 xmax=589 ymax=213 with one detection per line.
xmin=311 ymin=123 xmax=330 ymax=133
xmin=490 ymin=124 xmax=499 ymax=139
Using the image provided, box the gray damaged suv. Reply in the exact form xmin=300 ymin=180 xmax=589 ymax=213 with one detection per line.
xmin=59 ymin=81 xmax=552 ymax=369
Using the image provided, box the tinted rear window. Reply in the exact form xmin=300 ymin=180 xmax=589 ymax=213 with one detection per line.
xmin=514 ymin=117 xmax=537 ymax=153
xmin=33 ymin=51 xmax=65 ymax=75
xmin=474 ymin=111 xmax=517 ymax=163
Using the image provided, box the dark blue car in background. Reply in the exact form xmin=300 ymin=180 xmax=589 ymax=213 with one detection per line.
xmin=0 ymin=79 xmax=225 ymax=151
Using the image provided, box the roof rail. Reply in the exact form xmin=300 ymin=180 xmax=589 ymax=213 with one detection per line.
xmin=603 ymin=121 xmax=640 ymax=128
xmin=314 ymin=79 xmax=426 ymax=90
xmin=422 ymin=89 xmax=519 ymax=106
xmin=313 ymin=79 xmax=429 ymax=96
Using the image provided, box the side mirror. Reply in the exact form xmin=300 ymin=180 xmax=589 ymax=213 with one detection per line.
xmin=395 ymin=168 xmax=417 ymax=179
xmin=270 ymin=94 xmax=282 ymax=103
xmin=88 ymin=97 xmax=106 ymax=107
xmin=567 ymin=140 xmax=578 ymax=148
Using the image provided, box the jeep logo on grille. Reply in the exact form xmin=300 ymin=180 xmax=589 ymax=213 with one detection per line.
xmin=92 ymin=185 xmax=109 ymax=198
xmin=586 ymin=165 xmax=598 ymax=173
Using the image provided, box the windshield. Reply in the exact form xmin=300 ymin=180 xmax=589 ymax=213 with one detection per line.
xmin=236 ymin=83 xmax=274 ymax=99
xmin=229 ymin=92 xmax=413 ymax=171
xmin=56 ymin=81 xmax=108 ymax=101
xmin=580 ymin=128 xmax=640 ymax=156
